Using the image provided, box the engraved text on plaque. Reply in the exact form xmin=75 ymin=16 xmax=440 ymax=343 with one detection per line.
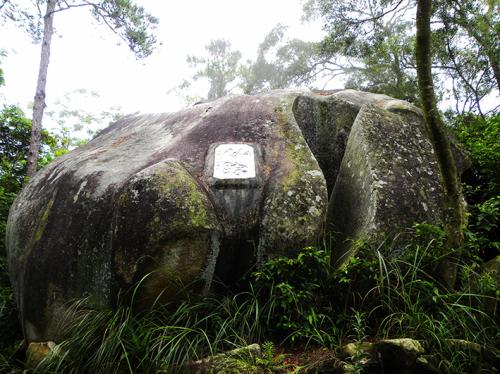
xmin=213 ymin=144 xmax=256 ymax=179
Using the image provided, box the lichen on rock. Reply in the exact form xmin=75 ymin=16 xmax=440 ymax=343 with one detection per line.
xmin=5 ymin=89 xmax=464 ymax=344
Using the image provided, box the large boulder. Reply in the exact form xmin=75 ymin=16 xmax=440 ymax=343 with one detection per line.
xmin=6 ymin=89 xmax=459 ymax=343
xmin=6 ymin=91 xmax=328 ymax=342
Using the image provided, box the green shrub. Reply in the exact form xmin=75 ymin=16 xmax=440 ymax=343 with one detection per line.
xmin=454 ymin=114 xmax=500 ymax=262
xmin=5 ymin=226 xmax=498 ymax=373
xmin=0 ymin=256 xmax=22 ymax=362
xmin=455 ymin=114 xmax=500 ymax=197
xmin=464 ymin=195 xmax=500 ymax=261
xmin=251 ymin=246 xmax=335 ymax=344
xmin=34 ymin=288 xmax=267 ymax=373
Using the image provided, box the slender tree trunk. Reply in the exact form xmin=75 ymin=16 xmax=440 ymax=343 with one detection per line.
xmin=26 ymin=0 xmax=56 ymax=178
xmin=416 ymin=0 xmax=464 ymax=289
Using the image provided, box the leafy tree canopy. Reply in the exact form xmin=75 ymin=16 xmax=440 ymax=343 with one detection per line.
xmin=0 ymin=105 xmax=56 ymax=193
xmin=0 ymin=105 xmax=57 ymax=254
xmin=268 ymin=0 xmax=498 ymax=113
xmin=0 ymin=49 xmax=5 ymax=87
xmin=186 ymin=39 xmax=243 ymax=100
xmin=240 ymin=24 xmax=318 ymax=94
xmin=1 ymin=0 xmax=158 ymax=177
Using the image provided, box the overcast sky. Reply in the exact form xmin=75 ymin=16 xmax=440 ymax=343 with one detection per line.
xmin=0 ymin=0 xmax=326 ymax=123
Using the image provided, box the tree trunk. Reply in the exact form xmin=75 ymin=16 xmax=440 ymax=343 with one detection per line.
xmin=26 ymin=0 xmax=56 ymax=178
xmin=416 ymin=0 xmax=464 ymax=289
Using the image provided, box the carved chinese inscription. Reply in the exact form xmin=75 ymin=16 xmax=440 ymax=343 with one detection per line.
xmin=213 ymin=144 xmax=256 ymax=179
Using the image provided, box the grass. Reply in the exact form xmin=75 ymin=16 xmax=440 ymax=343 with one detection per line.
xmin=0 ymin=225 xmax=498 ymax=373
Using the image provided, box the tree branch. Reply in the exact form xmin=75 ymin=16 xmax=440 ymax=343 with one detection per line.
xmin=49 ymin=1 xmax=96 ymax=15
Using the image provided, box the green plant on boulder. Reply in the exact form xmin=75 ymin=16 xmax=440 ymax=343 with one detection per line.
xmin=252 ymin=246 xmax=336 ymax=345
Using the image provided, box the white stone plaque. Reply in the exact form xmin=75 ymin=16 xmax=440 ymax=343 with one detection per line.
xmin=213 ymin=144 xmax=256 ymax=179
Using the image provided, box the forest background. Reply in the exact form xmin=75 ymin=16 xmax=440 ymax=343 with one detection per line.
xmin=0 ymin=0 xmax=498 ymax=372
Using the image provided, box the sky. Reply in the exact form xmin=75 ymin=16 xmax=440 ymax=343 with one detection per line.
xmin=0 ymin=0 xmax=326 ymax=129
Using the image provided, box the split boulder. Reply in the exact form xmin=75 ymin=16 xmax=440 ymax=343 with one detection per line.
xmin=6 ymin=89 xmax=461 ymax=343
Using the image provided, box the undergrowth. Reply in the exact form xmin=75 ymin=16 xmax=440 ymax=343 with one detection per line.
xmin=15 ymin=227 xmax=496 ymax=373
xmin=1 ymin=114 xmax=498 ymax=373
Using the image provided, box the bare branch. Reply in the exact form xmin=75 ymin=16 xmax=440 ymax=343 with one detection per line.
xmin=348 ymin=0 xmax=405 ymax=26
xmin=0 ymin=0 xmax=9 ymax=12
xmin=49 ymin=1 xmax=95 ymax=15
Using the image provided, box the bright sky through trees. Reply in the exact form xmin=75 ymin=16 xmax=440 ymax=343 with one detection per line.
xmin=0 ymin=0 xmax=325 ymax=120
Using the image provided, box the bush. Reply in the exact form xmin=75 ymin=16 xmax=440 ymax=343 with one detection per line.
xmin=252 ymin=246 xmax=334 ymax=344
xmin=454 ymin=114 xmax=500 ymax=262
xmin=455 ymin=114 xmax=500 ymax=197
xmin=0 ymin=256 xmax=22 ymax=362
xmin=2 ymin=230 xmax=495 ymax=373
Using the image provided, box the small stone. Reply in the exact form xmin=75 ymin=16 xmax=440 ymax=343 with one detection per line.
xmin=379 ymin=338 xmax=425 ymax=355
xmin=26 ymin=341 xmax=56 ymax=369
xmin=189 ymin=343 xmax=262 ymax=372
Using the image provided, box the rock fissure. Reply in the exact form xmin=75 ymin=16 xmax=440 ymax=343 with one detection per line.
xmin=6 ymin=89 xmax=464 ymax=343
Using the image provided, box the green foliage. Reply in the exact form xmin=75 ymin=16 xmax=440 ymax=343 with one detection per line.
xmin=302 ymin=0 xmax=420 ymax=101
xmin=0 ymin=105 xmax=37 ymax=192
xmin=464 ymin=195 xmax=500 ymax=260
xmin=433 ymin=0 xmax=499 ymax=115
xmin=0 ymin=256 xmax=22 ymax=360
xmin=0 ymin=187 xmax=15 ymax=255
xmin=456 ymin=114 xmax=500 ymax=196
xmin=0 ymin=49 xmax=5 ymax=86
xmin=0 ymin=106 xmax=56 ymax=190
xmin=0 ymin=105 xmax=58 ymax=253
xmin=31 ymin=288 xmax=264 ymax=372
xmin=240 ymin=24 xmax=318 ymax=94
xmin=454 ymin=114 xmax=500 ymax=261
xmin=252 ymin=228 xmax=498 ymax=370
xmin=89 ymin=0 xmax=158 ymax=59
xmin=299 ymin=0 xmax=498 ymax=113
xmin=1 ymin=228 xmax=496 ymax=372
xmin=255 ymin=341 xmax=288 ymax=373
xmin=252 ymin=246 xmax=336 ymax=345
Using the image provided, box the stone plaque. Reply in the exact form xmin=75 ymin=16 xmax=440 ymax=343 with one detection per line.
xmin=213 ymin=144 xmax=256 ymax=179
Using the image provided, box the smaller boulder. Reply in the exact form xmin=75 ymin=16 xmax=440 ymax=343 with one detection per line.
xmin=327 ymin=104 xmax=445 ymax=266
xmin=26 ymin=341 xmax=57 ymax=369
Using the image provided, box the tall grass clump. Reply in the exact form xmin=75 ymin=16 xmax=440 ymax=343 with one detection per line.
xmin=251 ymin=246 xmax=340 ymax=347
xmin=330 ymin=225 xmax=498 ymax=373
xmin=248 ymin=224 xmax=498 ymax=372
xmin=29 ymin=224 xmax=498 ymax=373
xmin=34 ymin=291 xmax=265 ymax=373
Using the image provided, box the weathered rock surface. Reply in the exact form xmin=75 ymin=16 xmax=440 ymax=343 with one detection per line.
xmin=326 ymin=99 xmax=445 ymax=265
xmin=6 ymin=89 xmax=459 ymax=343
xmin=336 ymin=339 xmax=499 ymax=374
xmin=340 ymin=338 xmax=439 ymax=374
xmin=7 ymin=91 xmax=328 ymax=342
